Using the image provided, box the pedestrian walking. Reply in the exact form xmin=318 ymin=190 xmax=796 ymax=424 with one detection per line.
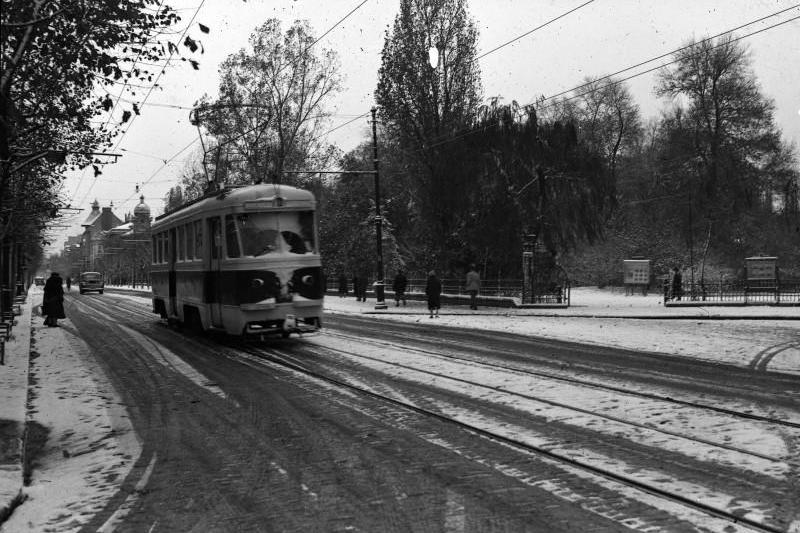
xmin=65 ymin=276 xmax=72 ymax=292
xmin=358 ymin=275 xmax=369 ymax=302
xmin=671 ymin=267 xmax=683 ymax=301
xmin=338 ymin=273 xmax=349 ymax=297
xmin=425 ymin=270 xmax=442 ymax=318
xmin=42 ymin=272 xmax=66 ymax=327
xmin=352 ymin=274 xmax=368 ymax=302
xmin=392 ymin=270 xmax=408 ymax=307
xmin=465 ymin=264 xmax=480 ymax=310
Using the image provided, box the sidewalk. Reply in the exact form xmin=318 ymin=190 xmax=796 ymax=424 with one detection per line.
xmin=1 ymin=285 xmax=797 ymax=525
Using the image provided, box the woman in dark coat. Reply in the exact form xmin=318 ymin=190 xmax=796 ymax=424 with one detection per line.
xmin=392 ymin=270 xmax=408 ymax=307
xmin=425 ymin=270 xmax=442 ymax=318
xmin=42 ymin=272 xmax=66 ymax=326
xmin=670 ymin=267 xmax=683 ymax=301
xmin=338 ymin=273 xmax=349 ymax=297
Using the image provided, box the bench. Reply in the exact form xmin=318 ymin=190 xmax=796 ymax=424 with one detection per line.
xmin=0 ymin=321 xmax=10 ymax=365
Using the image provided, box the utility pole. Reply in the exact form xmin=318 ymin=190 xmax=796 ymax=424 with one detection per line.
xmin=371 ymin=107 xmax=387 ymax=310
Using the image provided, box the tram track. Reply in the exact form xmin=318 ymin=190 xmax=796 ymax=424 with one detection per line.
xmin=228 ymin=340 xmax=790 ymax=533
xmin=321 ymin=330 xmax=800 ymax=430
xmin=299 ymin=338 xmax=788 ymax=464
xmin=326 ymin=314 xmax=800 ymax=397
xmin=69 ymin=294 xmax=796 ymax=531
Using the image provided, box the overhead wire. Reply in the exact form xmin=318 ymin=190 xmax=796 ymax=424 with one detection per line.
xmin=420 ymin=8 xmax=800 ymax=152
xmin=309 ymin=0 xmax=597 ymax=151
xmin=192 ymin=0 xmax=374 ymax=172
xmin=116 ymin=137 xmax=200 ymax=208
xmin=476 ymin=0 xmax=595 ymax=60
xmin=73 ymin=0 xmax=208 ymax=211
xmin=69 ymin=0 xmax=169 ymax=206
xmin=538 ymin=3 xmax=800 ymax=105
xmin=115 ymin=1 xmax=374 ymax=207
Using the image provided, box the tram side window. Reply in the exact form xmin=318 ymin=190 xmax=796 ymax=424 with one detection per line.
xmin=195 ymin=221 xmax=204 ymax=260
xmin=186 ymin=223 xmax=195 ymax=260
xmin=177 ymin=226 xmax=185 ymax=261
xmin=225 ymin=215 xmax=241 ymax=258
xmin=155 ymin=233 xmax=162 ymax=264
xmin=299 ymin=210 xmax=316 ymax=252
xmin=210 ymin=217 xmax=221 ymax=260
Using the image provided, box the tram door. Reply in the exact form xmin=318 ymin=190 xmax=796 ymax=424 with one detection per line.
xmin=208 ymin=217 xmax=224 ymax=327
xmin=168 ymin=228 xmax=177 ymax=316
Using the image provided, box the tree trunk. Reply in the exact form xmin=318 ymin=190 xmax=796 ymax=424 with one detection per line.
xmin=699 ymin=219 xmax=713 ymax=289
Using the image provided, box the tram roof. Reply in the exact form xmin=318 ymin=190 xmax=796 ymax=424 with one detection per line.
xmin=154 ymin=184 xmax=315 ymax=225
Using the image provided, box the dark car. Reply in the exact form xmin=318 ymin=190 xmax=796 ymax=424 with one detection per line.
xmin=79 ymin=272 xmax=104 ymax=294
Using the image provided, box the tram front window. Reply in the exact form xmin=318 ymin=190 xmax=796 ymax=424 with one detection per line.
xmin=238 ymin=211 xmax=316 ymax=256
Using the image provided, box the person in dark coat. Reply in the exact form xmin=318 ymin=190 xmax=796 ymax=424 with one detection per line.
xmin=671 ymin=267 xmax=683 ymax=301
xmin=392 ymin=270 xmax=408 ymax=307
xmin=425 ymin=270 xmax=442 ymax=318
xmin=338 ymin=273 xmax=349 ymax=297
xmin=352 ymin=274 xmax=367 ymax=302
xmin=42 ymin=272 xmax=66 ymax=326
xmin=65 ymin=276 xmax=72 ymax=292
xmin=357 ymin=275 xmax=369 ymax=302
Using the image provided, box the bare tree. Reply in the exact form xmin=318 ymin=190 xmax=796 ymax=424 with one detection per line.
xmin=196 ymin=19 xmax=342 ymax=186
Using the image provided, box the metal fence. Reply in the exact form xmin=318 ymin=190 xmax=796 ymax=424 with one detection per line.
xmin=406 ymin=278 xmax=525 ymax=298
xmin=326 ymin=277 xmax=571 ymax=305
xmin=664 ymin=278 xmax=800 ymax=305
xmin=327 ymin=277 xmax=525 ymax=298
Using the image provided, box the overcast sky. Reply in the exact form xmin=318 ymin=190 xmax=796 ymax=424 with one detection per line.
xmin=48 ymin=0 xmax=800 ymax=253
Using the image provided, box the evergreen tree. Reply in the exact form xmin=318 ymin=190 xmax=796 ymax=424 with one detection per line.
xmin=375 ymin=0 xmax=483 ymax=268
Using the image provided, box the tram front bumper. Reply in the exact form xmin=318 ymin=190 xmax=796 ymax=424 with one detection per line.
xmin=244 ymin=314 xmax=320 ymax=335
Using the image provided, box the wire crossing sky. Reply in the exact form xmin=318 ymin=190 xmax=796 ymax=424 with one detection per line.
xmin=51 ymin=0 xmax=800 ymax=254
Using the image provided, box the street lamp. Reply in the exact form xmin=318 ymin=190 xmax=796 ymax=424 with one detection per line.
xmin=428 ymin=46 xmax=439 ymax=69
xmin=370 ymin=107 xmax=388 ymax=310
xmin=281 ymin=110 xmax=388 ymax=310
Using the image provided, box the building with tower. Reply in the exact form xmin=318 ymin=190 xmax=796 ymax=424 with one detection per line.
xmin=103 ymin=195 xmax=152 ymax=286
xmin=80 ymin=199 xmax=123 ymax=271
xmin=61 ymin=196 xmax=152 ymax=285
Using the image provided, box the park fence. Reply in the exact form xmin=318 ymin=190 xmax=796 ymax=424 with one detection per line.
xmin=663 ymin=278 xmax=800 ymax=306
xmin=326 ymin=277 xmax=571 ymax=307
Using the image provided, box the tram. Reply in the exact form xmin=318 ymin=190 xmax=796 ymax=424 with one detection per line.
xmin=150 ymin=184 xmax=324 ymax=337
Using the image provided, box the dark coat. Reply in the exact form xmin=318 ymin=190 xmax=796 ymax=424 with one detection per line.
xmin=671 ymin=270 xmax=683 ymax=296
xmin=43 ymin=275 xmax=66 ymax=319
xmin=392 ymin=273 xmax=408 ymax=293
xmin=425 ymin=275 xmax=442 ymax=309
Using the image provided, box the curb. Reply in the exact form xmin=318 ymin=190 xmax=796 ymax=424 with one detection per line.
xmin=354 ymin=311 xmax=799 ymax=320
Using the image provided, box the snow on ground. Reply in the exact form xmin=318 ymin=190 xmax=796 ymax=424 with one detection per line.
xmin=1 ymin=285 xmax=794 ymax=530
xmin=311 ymin=334 xmax=794 ymax=469
xmin=2 ymin=292 xmax=141 ymax=533
xmin=322 ymin=287 xmax=800 ymax=376
xmin=0 ymin=294 xmax=31 ymax=518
